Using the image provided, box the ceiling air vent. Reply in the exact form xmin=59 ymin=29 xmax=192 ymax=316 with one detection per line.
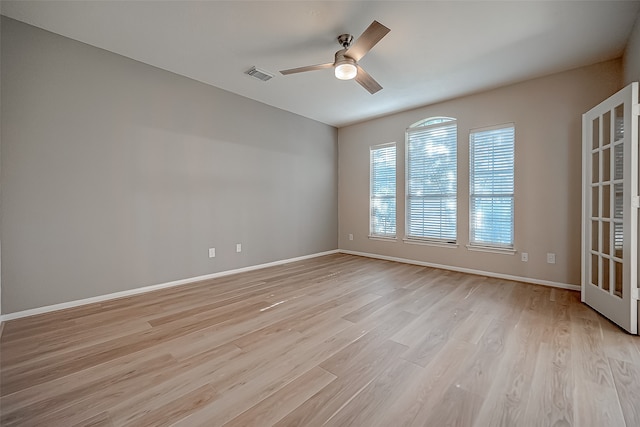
xmin=245 ymin=66 xmax=274 ymax=82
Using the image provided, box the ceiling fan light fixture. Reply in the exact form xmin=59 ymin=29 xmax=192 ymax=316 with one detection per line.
xmin=335 ymin=62 xmax=357 ymax=80
xmin=334 ymin=48 xmax=357 ymax=80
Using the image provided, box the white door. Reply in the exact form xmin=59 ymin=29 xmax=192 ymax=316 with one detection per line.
xmin=582 ymin=82 xmax=639 ymax=334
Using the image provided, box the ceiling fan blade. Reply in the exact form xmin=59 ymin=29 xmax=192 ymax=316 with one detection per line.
xmin=345 ymin=20 xmax=390 ymax=62
xmin=355 ymin=65 xmax=382 ymax=94
xmin=280 ymin=62 xmax=334 ymax=75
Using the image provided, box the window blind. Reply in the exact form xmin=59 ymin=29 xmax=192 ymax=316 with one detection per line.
xmin=370 ymin=144 xmax=396 ymax=237
xmin=469 ymin=125 xmax=515 ymax=247
xmin=406 ymin=121 xmax=457 ymax=242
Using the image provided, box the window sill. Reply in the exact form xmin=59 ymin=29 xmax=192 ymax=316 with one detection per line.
xmin=368 ymin=235 xmax=398 ymax=242
xmin=403 ymin=238 xmax=458 ymax=249
xmin=466 ymin=244 xmax=516 ymax=255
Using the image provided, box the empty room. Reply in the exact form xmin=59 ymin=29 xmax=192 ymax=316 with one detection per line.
xmin=2 ymin=1 xmax=640 ymax=426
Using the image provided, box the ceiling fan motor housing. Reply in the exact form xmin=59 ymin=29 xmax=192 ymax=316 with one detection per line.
xmin=334 ymin=49 xmax=356 ymax=66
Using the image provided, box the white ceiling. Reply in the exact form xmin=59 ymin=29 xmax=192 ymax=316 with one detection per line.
xmin=2 ymin=1 xmax=639 ymax=127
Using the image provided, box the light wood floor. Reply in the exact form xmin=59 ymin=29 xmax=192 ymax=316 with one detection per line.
xmin=1 ymin=254 xmax=640 ymax=426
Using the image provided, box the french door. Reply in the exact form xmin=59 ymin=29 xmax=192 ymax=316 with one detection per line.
xmin=582 ymin=82 xmax=638 ymax=334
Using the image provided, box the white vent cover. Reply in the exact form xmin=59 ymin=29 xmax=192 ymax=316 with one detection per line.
xmin=245 ymin=66 xmax=274 ymax=82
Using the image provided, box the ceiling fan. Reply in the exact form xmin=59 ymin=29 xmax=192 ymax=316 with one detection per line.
xmin=279 ymin=20 xmax=390 ymax=94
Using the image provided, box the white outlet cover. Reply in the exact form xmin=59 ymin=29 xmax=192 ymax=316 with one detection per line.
xmin=236 ymin=244 xmax=242 ymax=253
xmin=209 ymin=248 xmax=215 ymax=258
xmin=547 ymin=253 xmax=556 ymax=264
xmin=521 ymin=252 xmax=528 ymax=262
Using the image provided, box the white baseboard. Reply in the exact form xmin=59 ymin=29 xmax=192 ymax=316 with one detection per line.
xmin=0 ymin=248 xmax=580 ymax=322
xmin=339 ymin=249 xmax=581 ymax=292
xmin=0 ymin=249 xmax=340 ymax=322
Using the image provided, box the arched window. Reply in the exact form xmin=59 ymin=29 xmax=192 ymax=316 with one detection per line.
xmin=405 ymin=117 xmax=458 ymax=244
xmin=409 ymin=117 xmax=455 ymax=128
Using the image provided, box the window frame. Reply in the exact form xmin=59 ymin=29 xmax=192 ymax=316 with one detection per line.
xmin=369 ymin=142 xmax=397 ymax=240
xmin=468 ymin=123 xmax=516 ymax=253
xmin=404 ymin=117 xmax=458 ymax=246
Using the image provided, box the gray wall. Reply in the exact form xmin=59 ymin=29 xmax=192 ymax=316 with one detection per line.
xmin=0 ymin=16 xmax=3 ymax=315
xmin=625 ymin=10 xmax=640 ymax=334
xmin=338 ymin=60 xmax=622 ymax=286
xmin=1 ymin=17 xmax=338 ymax=314
xmin=624 ymin=10 xmax=640 ymax=84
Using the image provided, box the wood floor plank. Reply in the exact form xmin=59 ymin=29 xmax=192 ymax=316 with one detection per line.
xmin=400 ymin=307 xmax=472 ymax=367
xmin=522 ymin=342 xmax=574 ymax=426
xmin=110 ymin=383 xmax=218 ymax=427
xmin=1 ymin=254 xmax=639 ymax=426
xmin=321 ymin=310 xmax=415 ymax=377
xmin=372 ymin=338 xmax=477 ymax=427
xmin=0 ymin=300 xmax=270 ymax=396
xmin=471 ymin=310 xmax=544 ymax=427
xmin=524 ymin=290 xmax=575 ymax=426
xmin=573 ymin=377 xmax=626 ymax=427
xmin=341 ymin=288 xmax=410 ymax=323
xmin=1 ymin=318 xmax=153 ymax=369
xmin=231 ymin=289 xmax=378 ymax=350
xmin=571 ymin=316 xmax=615 ymax=387
xmin=609 ymin=357 xmax=640 ymax=427
xmin=0 ymin=353 xmax=178 ymax=426
xmin=452 ymin=318 xmax=511 ymax=397
xmin=598 ymin=316 xmax=640 ymax=365
xmin=23 ymin=343 xmax=241 ymax=426
xmin=323 ymin=358 xmax=423 ymax=426
xmin=71 ymin=411 xmax=114 ymax=427
xmin=390 ymin=279 xmax=475 ymax=347
xmin=293 ymin=293 xmax=379 ymax=336
xmin=396 ymin=278 xmax=452 ymax=315
xmin=419 ymin=384 xmax=485 ymax=427
xmin=169 ymin=316 xmax=370 ymax=426
xmin=453 ymin=310 xmax=494 ymax=345
xmin=273 ymin=340 xmax=408 ymax=426
xmin=223 ymin=366 xmax=336 ymax=427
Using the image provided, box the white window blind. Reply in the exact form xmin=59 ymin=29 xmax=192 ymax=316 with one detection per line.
xmin=370 ymin=143 xmax=396 ymax=237
xmin=469 ymin=124 xmax=515 ymax=248
xmin=406 ymin=119 xmax=457 ymax=243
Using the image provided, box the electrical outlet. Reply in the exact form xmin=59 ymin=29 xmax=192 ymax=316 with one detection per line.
xmin=348 ymin=234 xmax=354 ymax=241
xmin=547 ymin=253 xmax=556 ymax=264
xmin=236 ymin=243 xmax=242 ymax=253
xmin=208 ymin=248 xmax=215 ymax=258
xmin=521 ymin=252 xmax=528 ymax=262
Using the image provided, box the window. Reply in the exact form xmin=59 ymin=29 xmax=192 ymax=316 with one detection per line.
xmin=370 ymin=143 xmax=396 ymax=238
xmin=469 ymin=124 xmax=515 ymax=248
xmin=406 ymin=117 xmax=457 ymax=243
